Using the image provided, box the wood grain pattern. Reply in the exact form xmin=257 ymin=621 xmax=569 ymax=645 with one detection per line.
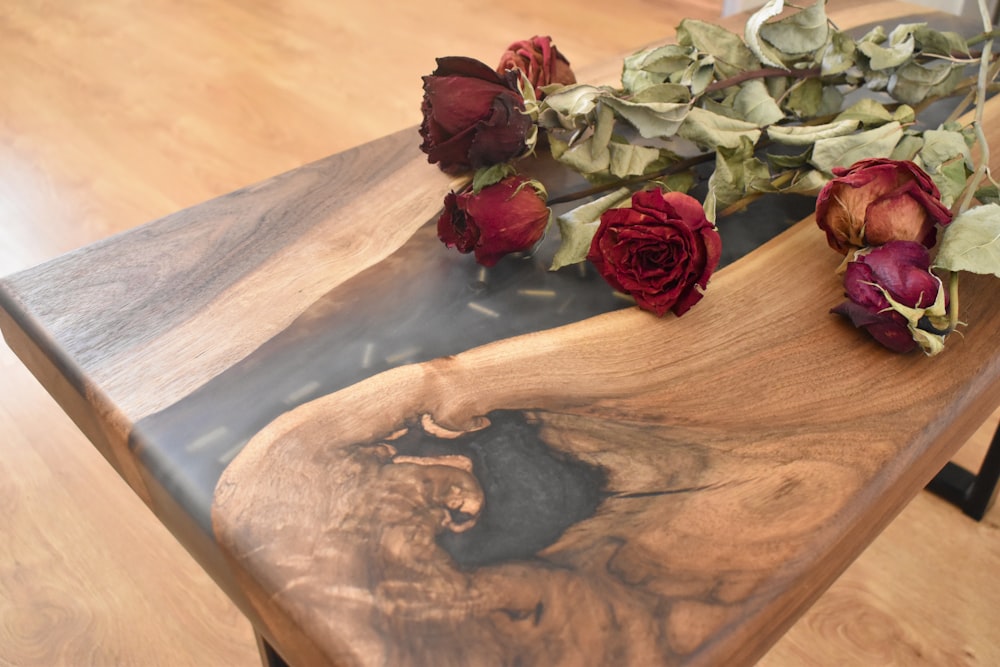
xmin=212 ymin=202 xmax=1000 ymax=665
xmin=3 ymin=0 xmax=999 ymax=665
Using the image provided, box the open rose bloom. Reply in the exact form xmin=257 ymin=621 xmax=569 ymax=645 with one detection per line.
xmin=816 ymin=158 xmax=953 ymax=255
xmin=587 ymin=189 xmax=722 ymax=317
xmin=832 ymin=241 xmax=950 ymax=354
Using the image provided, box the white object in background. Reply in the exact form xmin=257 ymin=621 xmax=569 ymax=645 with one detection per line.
xmin=722 ymin=0 xmax=966 ymax=17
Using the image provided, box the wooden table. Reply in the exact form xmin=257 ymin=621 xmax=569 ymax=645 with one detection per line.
xmin=2 ymin=5 xmax=997 ymax=666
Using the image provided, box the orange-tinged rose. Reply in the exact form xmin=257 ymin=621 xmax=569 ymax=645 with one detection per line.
xmin=815 ymin=158 xmax=952 ymax=255
xmin=497 ymin=36 xmax=576 ymax=94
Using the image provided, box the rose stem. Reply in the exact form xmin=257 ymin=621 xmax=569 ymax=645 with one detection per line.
xmin=950 ymin=271 xmax=961 ymax=331
xmin=545 ymin=152 xmax=715 ymax=206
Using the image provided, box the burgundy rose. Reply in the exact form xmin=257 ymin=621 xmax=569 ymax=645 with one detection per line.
xmin=587 ymin=189 xmax=722 ymax=317
xmin=832 ymin=241 xmax=948 ymax=353
xmin=816 ymin=158 xmax=952 ymax=255
xmin=437 ymin=175 xmax=550 ymax=267
xmin=419 ymin=56 xmax=534 ymax=173
xmin=497 ymin=35 xmax=576 ymax=94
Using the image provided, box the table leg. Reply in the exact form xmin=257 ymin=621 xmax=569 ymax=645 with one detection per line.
xmin=927 ymin=421 xmax=1000 ymax=521
xmin=255 ymin=631 xmax=289 ymax=667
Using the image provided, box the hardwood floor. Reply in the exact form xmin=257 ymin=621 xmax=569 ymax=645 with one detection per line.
xmin=0 ymin=1 xmax=996 ymax=665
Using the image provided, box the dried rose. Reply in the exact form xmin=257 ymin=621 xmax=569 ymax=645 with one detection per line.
xmin=419 ymin=56 xmax=534 ymax=173
xmin=815 ymin=158 xmax=953 ymax=255
xmin=497 ymin=36 xmax=576 ymax=94
xmin=587 ymin=189 xmax=722 ymax=317
xmin=832 ymin=241 xmax=949 ymax=354
xmin=437 ymin=175 xmax=550 ymax=267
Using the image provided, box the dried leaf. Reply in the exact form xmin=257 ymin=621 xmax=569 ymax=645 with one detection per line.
xmin=743 ymin=0 xmax=787 ymax=68
xmin=679 ymin=19 xmax=760 ymax=77
xmin=933 ymin=204 xmax=1000 ymax=277
xmin=679 ymin=107 xmax=761 ymax=149
xmin=734 ymin=79 xmax=785 ymax=127
xmin=810 ymin=121 xmax=903 ymax=173
xmin=602 ymin=96 xmax=690 ymax=139
xmin=551 ymin=187 xmax=633 ymax=270
xmin=767 ymin=119 xmax=860 ymax=146
xmin=758 ymin=0 xmax=829 ymax=57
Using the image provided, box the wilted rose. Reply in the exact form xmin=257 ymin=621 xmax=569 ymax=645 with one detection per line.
xmin=832 ymin=241 xmax=949 ymax=354
xmin=815 ymin=158 xmax=952 ymax=255
xmin=437 ymin=175 xmax=550 ymax=267
xmin=497 ymin=36 xmax=576 ymax=93
xmin=587 ymin=189 xmax=722 ymax=317
xmin=419 ymin=56 xmax=534 ymax=173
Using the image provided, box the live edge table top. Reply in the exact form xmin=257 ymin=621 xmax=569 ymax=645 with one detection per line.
xmin=3 ymin=5 xmax=999 ymax=667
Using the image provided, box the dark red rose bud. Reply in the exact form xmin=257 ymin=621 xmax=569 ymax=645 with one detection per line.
xmin=419 ymin=56 xmax=533 ymax=173
xmin=497 ymin=35 xmax=576 ymax=94
xmin=437 ymin=175 xmax=550 ymax=267
xmin=587 ymin=189 xmax=722 ymax=317
xmin=816 ymin=158 xmax=953 ymax=255
xmin=832 ymin=241 xmax=947 ymax=353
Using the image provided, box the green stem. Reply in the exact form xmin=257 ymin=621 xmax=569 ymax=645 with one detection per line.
xmin=949 ymin=271 xmax=961 ymax=331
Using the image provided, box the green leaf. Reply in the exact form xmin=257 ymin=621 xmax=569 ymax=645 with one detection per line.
xmin=781 ymin=168 xmax=829 ymax=195
xmin=786 ymin=77 xmax=824 ymax=117
xmin=890 ymin=133 xmax=924 ymax=161
xmin=743 ymin=0 xmax=787 ymax=68
xmin=766 ymin=146 xmax=812 ymax=169
xmin=810 ymin=121 xmax=903 ymax=173
xmin=602 ymin=96 xmax=690 ymax=139
xmin=631 ymin=83 xmax=692 ymax=104
xmin=975 ymin=184 xmax=1000 ymax=205
xmin=734 ymin=79 xmax=785 ymax=127
xmin=551 ymin=187 xmax=633 ymax=270
xmin=554 ymin=103 xmax=616 ymax=174
xmin=835 ymin=98 xmax=914 ymax=128
xmin=914 ymin=25 xmax=970 ymax=57
xmin=821 ymin=30 xmax=856 ymax=76
xmin=472 ymin=164 xmax=516 ymax=193
xmin=758 ymin=0 xmax=829 ymax=57
xmin=679 ymin=107 xmax=761 ymax=149
xmin=678 ymin=19 xmax=760 ymax=77
xmin=704 ymin=136 xmax=771 ymax=220
xmin=888 ymin=60 xmax=964 ymax=105
xmin=608 ymin=142 xmax=663 ymax=178
xmin=917 ymin=130 xmax=971 ymax=208
xmin=767 ymin=119 xmax=860 ymax=146
xmin=857 ymin=23 xmax=921 ymax=70
xmin=622 ymin=45 xmax=693 ymax=93
xmin=537 ymin=84 xmax=604 ymax=130
xmin=933 ymin=204 xmax=1000 ymax=277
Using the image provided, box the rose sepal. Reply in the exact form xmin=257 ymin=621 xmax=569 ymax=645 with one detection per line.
xmin=865 ymin=270 xmax=950 ymax=356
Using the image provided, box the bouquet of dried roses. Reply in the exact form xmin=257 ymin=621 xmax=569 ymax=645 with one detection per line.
xmin=418 ymin=0 xmax=1000 ymax=356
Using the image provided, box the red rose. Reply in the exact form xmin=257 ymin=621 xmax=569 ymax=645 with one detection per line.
xmin=815 ymin=158 xmax=953 ymax=255
xmin=587 ymin=189 xmax=722 ymax=317
xmin=831 ymin=241 xmax=948 ymax=353
xmin=419 ymin=56 xmax=534 ymax=173
xmin=497 ymin=36 xmax=576 ymax=94
xmin=437 ymin=175 xmax=550 ymax=267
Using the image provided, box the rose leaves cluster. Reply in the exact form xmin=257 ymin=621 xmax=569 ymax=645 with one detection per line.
xmin=820 ymin=159 xmax=954 ymax=354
